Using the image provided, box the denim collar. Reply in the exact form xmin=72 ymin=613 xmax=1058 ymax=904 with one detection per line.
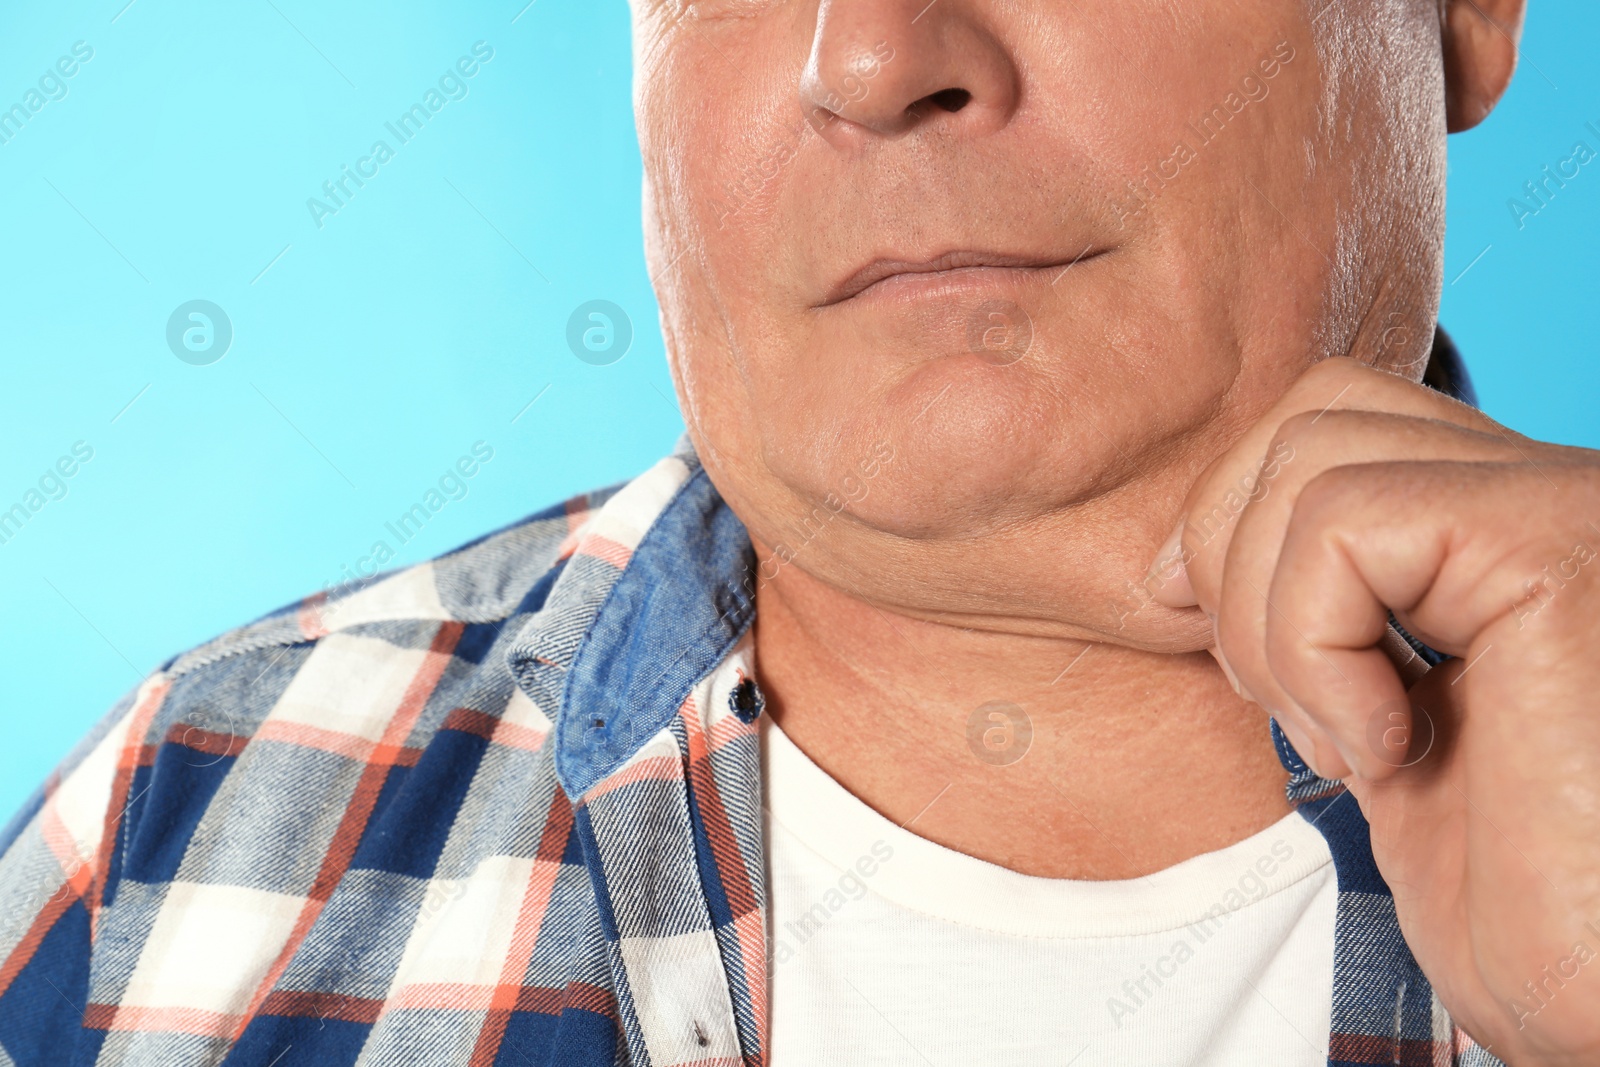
xmin=504 ymin=438 xmax=756 ymax=801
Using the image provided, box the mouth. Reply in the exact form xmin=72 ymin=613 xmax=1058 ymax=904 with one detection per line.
xmin=816 ymin=247 xmax=1109 ymax=308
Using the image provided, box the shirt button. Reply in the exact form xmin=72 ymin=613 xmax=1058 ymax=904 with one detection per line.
xmin=728 ymin=677 xmax=764 ymax=724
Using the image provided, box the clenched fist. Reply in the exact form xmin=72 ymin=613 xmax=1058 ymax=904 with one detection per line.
xmin=1151 ymin=357 xmax=1600 ymax=1065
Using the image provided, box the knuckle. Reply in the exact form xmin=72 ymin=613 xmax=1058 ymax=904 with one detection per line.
xmin=1292 ymin=463 xmax=1371 ymax=527
xmin=1296 ymin=355 xmax=1363 ymax=394
xmin=1271 ymin=409 xmax=1325 ymax=453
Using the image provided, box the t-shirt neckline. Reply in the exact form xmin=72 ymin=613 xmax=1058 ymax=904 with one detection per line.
xmin=761 ymin=714 xmax=1334 ymax=939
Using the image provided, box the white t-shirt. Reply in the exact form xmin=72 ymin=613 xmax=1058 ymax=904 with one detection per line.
xmin=762 ymin=715 xmax=1337 ymax=1066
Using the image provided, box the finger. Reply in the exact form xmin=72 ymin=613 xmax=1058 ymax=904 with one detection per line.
xmin=1213 ymin=411 xmax=1517 ymax=759
xmin=1207 ymin=623 xmax=1354 ymax=775
xmin=1262 ymin=460 xmax=1589 ymax=778
xmin=1159 ymin=356 xmax=1511 ymax=615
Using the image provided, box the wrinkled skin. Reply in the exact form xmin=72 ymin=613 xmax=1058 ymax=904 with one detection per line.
xmin=629 ymin=0 xmax=1600 ymax=1060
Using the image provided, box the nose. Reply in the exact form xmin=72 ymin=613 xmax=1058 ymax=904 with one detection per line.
xmin=800 ymin=0 xmax=1019 ymax=144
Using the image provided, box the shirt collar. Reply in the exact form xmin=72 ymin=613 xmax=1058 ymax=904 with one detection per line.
xmin=504 ymin=435 xmax=756 ymax=801
xmin=504 ymin=432 xmax=1353 ymax=798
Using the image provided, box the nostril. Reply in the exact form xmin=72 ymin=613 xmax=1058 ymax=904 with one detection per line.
xmin=923 ymin=88 xmax=972 ymax=113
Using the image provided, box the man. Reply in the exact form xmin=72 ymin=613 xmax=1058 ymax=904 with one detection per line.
xmin=1 ymin=0 xmax=1594 ymax=1063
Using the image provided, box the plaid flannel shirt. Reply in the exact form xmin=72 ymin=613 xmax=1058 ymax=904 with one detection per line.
xmin=0 ymin=435 xmax=1506 ymax=1066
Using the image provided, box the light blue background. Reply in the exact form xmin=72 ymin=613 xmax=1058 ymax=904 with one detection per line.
xmin=0 ymin=1 xmax=1595 ymax=814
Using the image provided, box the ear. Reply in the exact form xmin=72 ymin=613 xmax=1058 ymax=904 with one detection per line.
xmin=1441 ymin=0 xmax=1527 ymax=132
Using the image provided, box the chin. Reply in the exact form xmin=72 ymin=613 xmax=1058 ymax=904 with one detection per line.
xmin=768 ymin=350 xmax=1124 ymax=543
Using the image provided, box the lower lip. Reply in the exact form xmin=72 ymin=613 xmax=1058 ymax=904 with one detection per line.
xmin=824 ymin=261 xmax=1094 ymax=309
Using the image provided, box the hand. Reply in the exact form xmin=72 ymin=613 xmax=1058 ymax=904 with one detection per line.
xmin=1150 ymin=357 xmax=1600 ymax=1064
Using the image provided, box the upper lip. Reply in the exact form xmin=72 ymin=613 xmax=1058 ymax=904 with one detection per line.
xmin=817 ymin=248 xmax=1103 ymax=307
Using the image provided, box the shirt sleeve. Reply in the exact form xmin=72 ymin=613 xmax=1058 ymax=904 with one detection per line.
xmin=0 ymin=675 xmax=159 ymax=1064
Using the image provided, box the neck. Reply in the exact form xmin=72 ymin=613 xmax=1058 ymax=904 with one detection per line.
xmin=751 ymin=542 xmax=1292 ymax=881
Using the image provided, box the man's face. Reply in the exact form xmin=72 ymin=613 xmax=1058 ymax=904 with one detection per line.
xmin=630 ymin=0 xmax=1449 ymax=649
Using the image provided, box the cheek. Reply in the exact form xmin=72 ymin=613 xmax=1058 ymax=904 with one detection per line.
xmin=637 ymin=27 xmax=821 ymax=370
xmin=635 ymin=12 xmax=814 ymax=266
xmin=756 ymin=263 xmax=1245 ymax=540
xmin=633 ymin=2 xmax=1345 ymax=546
